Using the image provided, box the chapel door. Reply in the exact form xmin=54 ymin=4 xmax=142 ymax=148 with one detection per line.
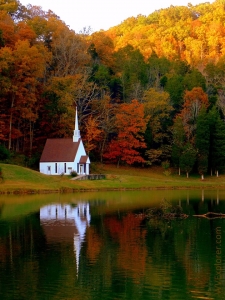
xmin=79 ymin=164 xmax=84 ymax=174
xmin=47 ymin=166 xmax=51 ymax=175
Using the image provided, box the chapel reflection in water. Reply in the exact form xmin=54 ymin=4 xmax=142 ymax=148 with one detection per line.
xmin=40 ymin=203 xmax=91 ymax=276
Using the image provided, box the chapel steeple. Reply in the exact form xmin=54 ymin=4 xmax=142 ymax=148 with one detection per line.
xmin=73 ymin=106 xmax=80 ymax=142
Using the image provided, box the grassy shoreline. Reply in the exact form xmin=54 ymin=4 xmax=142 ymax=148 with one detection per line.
xmin=1 ymin=163 xmax=225 ymax=194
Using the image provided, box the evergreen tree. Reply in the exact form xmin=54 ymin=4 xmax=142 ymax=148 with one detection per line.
xmin=180 ymin=142 xmax=196 ymax=178
xmin=195 ymin=107 xmax=210 ymax=179
xmin=208 ymin=106 xmax=218 ymax=175
xmin=164 ymin=75 xmax=185 ymax=111
xmin=0 ymin=144 xmax=10 ymax=161
xmin=171 ymin=116 xmax=186 ymax=175
xmin=183 ymin=68 xmax=206 ymax=91
xmin=211 ymin=116 xmax=225 ymax=175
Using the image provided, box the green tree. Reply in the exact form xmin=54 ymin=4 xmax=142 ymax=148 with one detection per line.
xmin=90 ymin=64 xmax=113 ymax=98
xmin=183 ymin=68 xmax=206 ymax=91
xmin=0 ymin=144 xmax=10 ymax=160
xmin=180 ymin=142 xmax=196 ymax=178
xmin=114 ymin=45 xmax=148 ymax=102
xmin=195 ymin=107 xmax=210 ymax=179
xmin=211 ymin=112 xmax=225 ymax=175
xmin=207 ymin=106 xmax=218 ymax=175
xmin=143 ymin=88 xmax=173 ymax=165
xmin=164 ymin=75 xmax=184 ymax=111
xmin=146 ymin=53 xmax=170 ymax=89
xmin=171 ymin=116 xmax=186 ymax=175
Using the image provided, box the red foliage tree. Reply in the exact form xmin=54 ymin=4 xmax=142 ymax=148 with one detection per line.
xmin=104 ymin=99 xmax=147 ymax=166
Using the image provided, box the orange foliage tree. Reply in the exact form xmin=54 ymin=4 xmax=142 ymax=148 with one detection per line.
xmin=0 ymin=10 xmax=16 ymax=47
xmin=179 ymin=87 xmax=209 ymax=142
xmin=83 ymin=116 xmax=102 ymax=156
xmin=0 ymin=40 xmax=49 ymax=151
xmin=104 ymin=99 xmax=147 ymax=166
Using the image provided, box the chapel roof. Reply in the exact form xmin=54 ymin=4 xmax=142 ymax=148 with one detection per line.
xmin=79 ymin=155 xmax=89 ymax=164
xmin=40 ymin=138 xmax=80 ymax=162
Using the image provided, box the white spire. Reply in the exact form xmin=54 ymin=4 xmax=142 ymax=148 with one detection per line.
xmin=73 ymin=106 xmax=80 ymax=142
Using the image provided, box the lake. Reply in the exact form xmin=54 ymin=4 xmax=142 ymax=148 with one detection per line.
xmin=0 ymin=189 xmax=225 ymax=300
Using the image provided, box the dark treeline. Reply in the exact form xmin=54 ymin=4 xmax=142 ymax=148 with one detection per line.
xmin=1 ymin=0 xmax=225 ymax=177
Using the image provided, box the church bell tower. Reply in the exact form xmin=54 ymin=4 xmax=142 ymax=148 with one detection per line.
xmin=73 ymin=107 xmax=80 ymax=142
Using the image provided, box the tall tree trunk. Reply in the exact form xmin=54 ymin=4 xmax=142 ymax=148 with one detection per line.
xmin=8 ymin=94 xmax=15 ymax=150
xmin=100 ymin=133 xmax=107 ymax=163
xmin=117 ymin=158 xmax=120 ymax=168
xmin=16 ymin=121 xmax=20 ymax=152
xmin=29 ymin=120 xmax=34 ymax=155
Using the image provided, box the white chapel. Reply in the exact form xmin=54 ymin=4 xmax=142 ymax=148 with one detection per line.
xmin=39 ymin=107 xmax=90 ymax=175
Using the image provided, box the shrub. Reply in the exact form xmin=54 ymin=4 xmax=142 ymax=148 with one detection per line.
xmin=70 ymin=170 xmax=78 ymax=177
xmin=0 ymin=144 xmax=10 ymax=161
xmin=162 ymin=160 xmax=171 ymax=176
xmin=26 ymin=153 xmax=41 ymax=170
xmin=162 ymin=160 xmax=170 ymax=170
xmin=163 ymin=170 xmax=171 ymax=176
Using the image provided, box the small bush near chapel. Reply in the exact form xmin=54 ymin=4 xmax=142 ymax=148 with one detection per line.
xmin=70 ymin=170 xmax=78 ymax=177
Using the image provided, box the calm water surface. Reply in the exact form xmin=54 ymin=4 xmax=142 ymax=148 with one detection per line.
xmin=0 ymin=190 xmax=225 ymax=300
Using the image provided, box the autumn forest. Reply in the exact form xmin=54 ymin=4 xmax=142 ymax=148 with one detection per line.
xmin=1 ymin=0 xmax=225 ymax=177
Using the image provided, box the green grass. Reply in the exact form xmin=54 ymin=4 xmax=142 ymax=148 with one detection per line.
xmin=1 ymin=163 xmax=225 ymax=194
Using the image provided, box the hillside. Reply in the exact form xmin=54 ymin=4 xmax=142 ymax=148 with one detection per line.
xmin=1 ymin=163 xmax=225 ymax=194
xmin=104 ymin=1 xmax=222 ymax=68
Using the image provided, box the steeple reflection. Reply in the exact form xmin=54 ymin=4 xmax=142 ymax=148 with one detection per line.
xmin=40 ymin=203 xmax=91 ymax=276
